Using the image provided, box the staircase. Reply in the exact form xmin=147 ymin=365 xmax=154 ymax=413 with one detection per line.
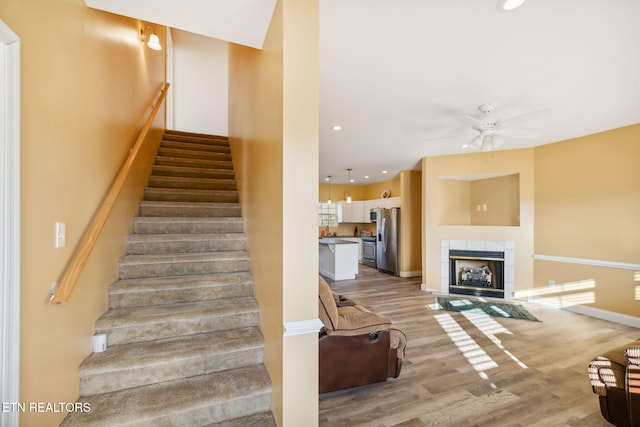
xmin=62 ymin=131 xmax=275 ymax=427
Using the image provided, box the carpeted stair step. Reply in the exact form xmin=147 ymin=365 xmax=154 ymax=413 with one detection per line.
xmin=164 ymin=130 xmax=229 ymax=144
xmin=144 ymin=187 xmax=239 ymax=203
xmin=108 ymin=272 xmax=254 ymax=309
xmin=61 ymin=364 xmax=271 ymax=426
xmin=138 ymin=201 xmax=241 ymax=218
xmin=160 ymin=139 xmax=230 ymax=154
xmin=148 ymin=175 xmax=237 ymax=191
xmin=157 ymin=147 xmax=231 ymax=162
xmin=118 ymin=251 xmax=249 ymax=280
xmin=67 ymin=130 xmax=274 ymax=425
xmin=79 ymin=327 xmax=265 ymax=396
xmin=152 ymin=164 xmax=235 ymax=180
xmin=155 ymin=155 xmax=233 ymax=170
xmin=207 ymin=412 xmax=277 ymax=427
xmin=95 ymin=297 xmax=259 ymax=346
xmin=133 ymin=216 xmax=244 ymax=234
xmin=126 ymin=233 xmax=246 ymax=255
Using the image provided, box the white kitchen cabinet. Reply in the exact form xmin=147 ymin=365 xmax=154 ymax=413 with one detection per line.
xmin=385 ymin=196 xmax=401 ymax=208
xmin=368 ymin=196 xmax=401 ymax=210
xmin=336 ymin=237 xmax=363 ymax=263
xmin=351 ymin=201 xmax=366 ymax=223
xmin=337 ymin=198 xmax=399 ymax=223
xmin=336 ymin=201 xmax=350 ymax=223
xmin=319 ymin=239 xmax=359 ymax=280
xmin=337 ymin=200 xmax=367 ymax=223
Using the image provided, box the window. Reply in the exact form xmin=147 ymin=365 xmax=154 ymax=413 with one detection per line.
xmin=318 ymin=201 xmax=337 ymax=227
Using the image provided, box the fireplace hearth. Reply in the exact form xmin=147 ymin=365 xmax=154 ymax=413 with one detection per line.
xmin=449 ymin=249 xmax=505 ymax=298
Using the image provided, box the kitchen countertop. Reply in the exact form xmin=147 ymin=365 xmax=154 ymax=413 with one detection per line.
xmin=318 ymin=238 xmax=359 ymax=245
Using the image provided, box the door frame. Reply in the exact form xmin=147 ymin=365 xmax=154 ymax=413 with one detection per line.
xmin=0 ymin=19 xmax=21 ymax=427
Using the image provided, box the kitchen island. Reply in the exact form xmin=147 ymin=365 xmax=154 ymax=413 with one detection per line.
xmin=318 ymin=238 xmax=359 ymax=280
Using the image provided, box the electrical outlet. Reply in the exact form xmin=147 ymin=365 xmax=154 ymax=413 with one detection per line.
xmin=482 ymin=204 xmax=488 ymax=211
xmin=548 ymin=279 xmax=555 ymax=288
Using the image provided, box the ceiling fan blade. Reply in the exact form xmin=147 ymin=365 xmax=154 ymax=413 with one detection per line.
xmin=462 ymin=115 xmax=483 ymax=127
xmin=497 ymin=128 xmax=542 ymax=139
xmin=424 ymin=130 xmax=474 ymax=142
xmin=500 ymin=108 xmax=551 ymax=126
xmin=469 ymin=134 xmax=483 ymax=149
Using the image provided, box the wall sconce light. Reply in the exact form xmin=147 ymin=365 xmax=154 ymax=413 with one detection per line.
xmin=140 ymin=25 xmax=162 ymax=50
xmin=346 ymin=169 xmax=353 ymax=204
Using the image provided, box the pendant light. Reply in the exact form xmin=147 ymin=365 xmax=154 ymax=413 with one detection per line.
xmin=346 ymin=169 xmax=353 ymax=204
xmin=327 ymin=176 xmax=332 ymax=205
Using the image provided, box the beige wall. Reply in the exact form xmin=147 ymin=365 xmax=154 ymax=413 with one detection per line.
xmin=400 ymin=170 xmax=422 ymax=274
xmin=228 ymin=0 xmax=319 ymax=425
xmin=533 ymin=124 xmax=640 ymax=317
xmin=318 ymin=174 xmax=400 ymax=203
xmin=423 ymin=149 xmax=535 ymax=296
xmin=470 ymin=174 xmax=520 ymax=226
xmin=438 ymin=179 xmax=471 ymax=225
xmin=363 ymin=175 xmax=401 ymax=200
xmin=422 ymin=126 xmax=639 ymax=319
xmin=0 ymin=0 xmax=166 ymax=425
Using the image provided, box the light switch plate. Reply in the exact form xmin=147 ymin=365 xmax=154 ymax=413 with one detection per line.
xmin=55 ymin=222 xmax=66 ymax=248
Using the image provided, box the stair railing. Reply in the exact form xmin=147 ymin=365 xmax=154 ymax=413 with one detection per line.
xmin=50 ymin=82 xmax=170 ymax=304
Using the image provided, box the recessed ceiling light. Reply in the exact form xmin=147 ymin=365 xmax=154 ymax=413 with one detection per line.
xmin=498 ymin=0 xmax=525 ymax=11
xmin=331 ymin=125 xmax=342 ymax=131
xmin=382 ymin=170 xmax=388 ymax=174
xmin=324 ymin=177 xmax=330 ymax=181
xmin=364 ymin=175 xmax=370 ymax=179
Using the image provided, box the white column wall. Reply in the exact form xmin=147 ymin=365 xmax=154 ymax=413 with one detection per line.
xmin=171 ymin=29 xmax=228 ymax=136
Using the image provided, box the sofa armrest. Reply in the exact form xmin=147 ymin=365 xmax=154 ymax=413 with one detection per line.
xmin=589 ymin=341 xmax=639 ymax=396
xmin=627 ymin=347 xmax=640 ymax=427
xmin=626 ymin=346 xmax=640 ymax=365
xmin=327 ymin=309 xmax=392 ymax=336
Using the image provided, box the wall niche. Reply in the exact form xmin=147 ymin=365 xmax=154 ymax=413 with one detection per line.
xmin=438 ymin=173 xmax=520 ymax=226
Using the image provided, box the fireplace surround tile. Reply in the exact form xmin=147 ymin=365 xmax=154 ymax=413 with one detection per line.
xmin=486 ymin=240 xmax=506 ymax=252
xmin=440 ymin=239 xmax=515 ymax=299
xmin=449 ymin=240 xmax=468 ymax=250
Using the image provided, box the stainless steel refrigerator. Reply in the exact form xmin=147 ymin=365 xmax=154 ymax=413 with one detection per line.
xmin=375 ymin=207 xmax=400 ymax=276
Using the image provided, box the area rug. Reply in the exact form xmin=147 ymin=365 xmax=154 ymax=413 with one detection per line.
xmin=435 ymin=296 xmax=540 ymax=322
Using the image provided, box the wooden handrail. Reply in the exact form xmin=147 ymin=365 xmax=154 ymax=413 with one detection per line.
xmin=50 ymin=82 xmax=170 ymax=304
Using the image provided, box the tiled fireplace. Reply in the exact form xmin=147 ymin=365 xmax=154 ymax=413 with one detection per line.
xmin=441 ymin=240 xmax=515 ymax=299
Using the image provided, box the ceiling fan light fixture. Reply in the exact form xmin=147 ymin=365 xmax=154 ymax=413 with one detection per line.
xmin=498 ymin=0 xmax=525 ymax=11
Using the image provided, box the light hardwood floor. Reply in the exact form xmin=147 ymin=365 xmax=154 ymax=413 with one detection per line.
xmin=319 ymin=266 xmax=638 ymax=427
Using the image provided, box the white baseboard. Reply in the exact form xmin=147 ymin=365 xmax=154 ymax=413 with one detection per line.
xmin=421 ymin=283 xmax=440 ymax=293
xmin=528 ymin=295 xmax=640 ymax=328
xmin=319 ymin=269 xmax=355 ymax=281
xmin=400 ymin=270 xmax=421 ymax=278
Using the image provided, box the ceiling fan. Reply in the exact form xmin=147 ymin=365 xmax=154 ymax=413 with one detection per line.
xmin=461 ymin=103 xmax=547 ymax=151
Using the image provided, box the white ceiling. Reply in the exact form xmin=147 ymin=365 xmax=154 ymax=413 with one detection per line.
xmin=85 ymin=0 xmax=276 ymax=49
xmin=319 ymin=0 xmax=640 ymax=183
xmin=86 ymin=0 xmax=640 ymax=185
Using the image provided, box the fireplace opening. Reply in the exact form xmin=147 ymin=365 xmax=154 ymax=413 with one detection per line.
xmin=449 ymin=250 xmax=505 ymax=298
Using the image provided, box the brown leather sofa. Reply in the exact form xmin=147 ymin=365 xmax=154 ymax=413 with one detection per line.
xmin=589 ymin=339 xmax=640 ymax=426
xmin=318 ymin=275 xmax=407 ymax=394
